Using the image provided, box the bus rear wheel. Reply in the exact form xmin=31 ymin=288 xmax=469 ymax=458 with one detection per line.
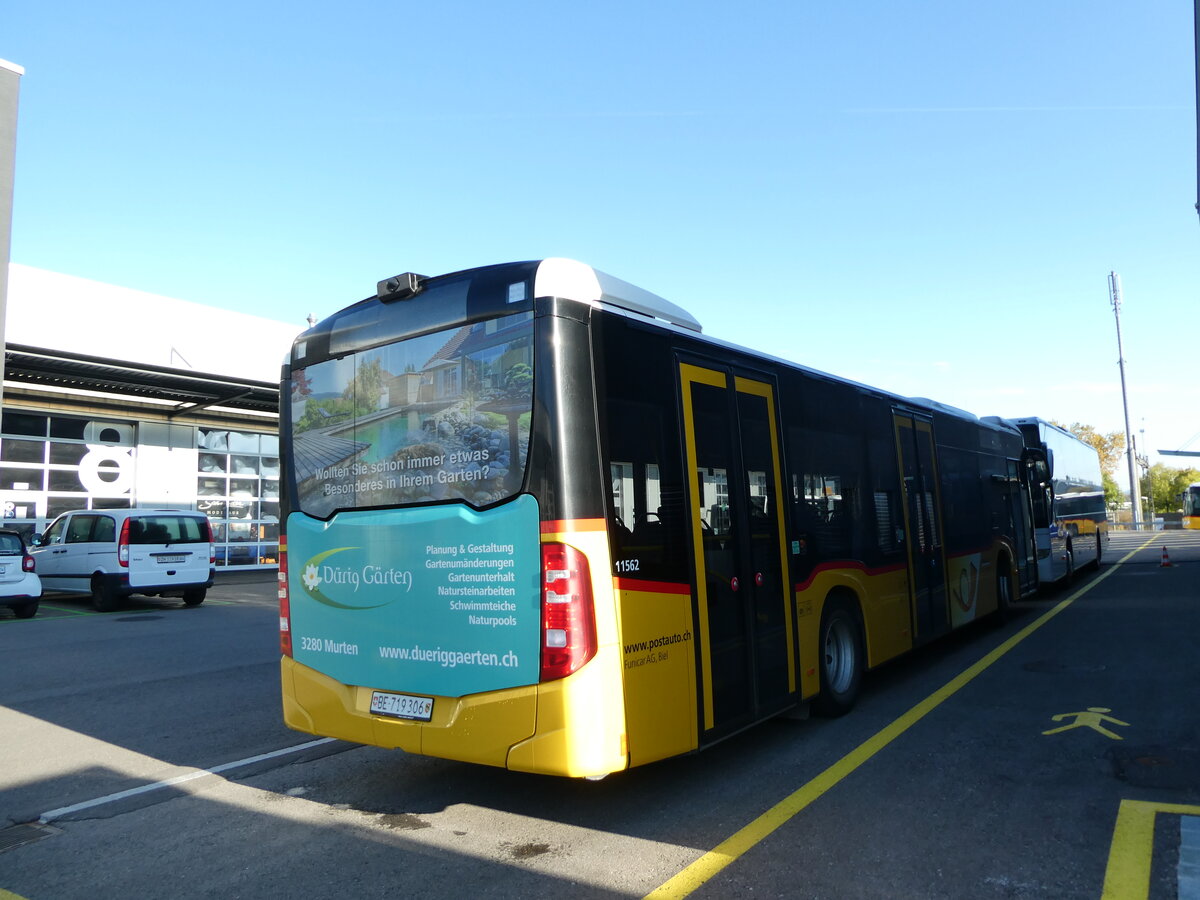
xmin=813 ymin=596 xmax=863 ymax=718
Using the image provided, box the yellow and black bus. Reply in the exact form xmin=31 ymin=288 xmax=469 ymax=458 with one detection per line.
xmin=278 ymin=258 xmax=1043 ymax=778
xmin=1183 ymin=483 xmax=1200 ymax=530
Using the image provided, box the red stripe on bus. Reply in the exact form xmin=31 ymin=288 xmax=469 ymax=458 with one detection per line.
xmin=793 ymin=560 xmax=907 ymax=592
xmin=540 ymin=518 xmax=608 ymax=534
xmin=614 ymin=577 xmax=693 ymax=595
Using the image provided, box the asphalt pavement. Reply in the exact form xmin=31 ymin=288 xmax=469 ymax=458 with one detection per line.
xmin=1 ymin=530 xmax=1197 ymax=898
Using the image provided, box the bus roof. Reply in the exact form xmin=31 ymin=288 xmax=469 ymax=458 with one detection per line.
xmin=909 ymin=398 xmax=988 ymax=424
xmin=1007 ymin=417 xmax=1078 ymax=441
xmin=531 ymin=259 xmax=703 ymax=334
xmin=330 ymin=260 xmax=1027 ymax=437
xmin=368 ymin=258 xmax=704 ymax=335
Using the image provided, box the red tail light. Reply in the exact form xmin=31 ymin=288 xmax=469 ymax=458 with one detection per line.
xmin=540 ymin=542 xmax=596 ymax=681
xmin=201 ymin=518 xmax=215 ymax=564
xmin=117 ymin=518 xmax=130 ymax=567
xmin=22 ymin=553 xmax=35 ymax=573
xmin=278 ymin=539 xmax=293 ymax=657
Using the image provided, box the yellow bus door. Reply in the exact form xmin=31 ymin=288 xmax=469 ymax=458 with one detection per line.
xmin=893 ymin=411 xmax=949 ymax=641
xmin=681 ymin=363 xmax=796 ymax=737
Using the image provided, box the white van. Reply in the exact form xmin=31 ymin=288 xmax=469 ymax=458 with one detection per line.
xmin=32 ymin=509 xmax=215 ymax=611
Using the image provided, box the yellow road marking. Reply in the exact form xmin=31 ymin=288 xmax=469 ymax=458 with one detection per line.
xmin=644 ymin=535 xmax=1158 ymax=899
xmin=1042 ymin=707 xmax=1130 ymax=740
xmin=1103 ymin=800 xmax=1200 ymax=899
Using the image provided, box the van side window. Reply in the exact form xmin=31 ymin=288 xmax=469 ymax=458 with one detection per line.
xmin=66 ymin=515 xmax=100 ymax=543
xmin=43 ymin=518 xmax=67 ymax=545
xmin=92 ymin=516 xmax=116 ymax=543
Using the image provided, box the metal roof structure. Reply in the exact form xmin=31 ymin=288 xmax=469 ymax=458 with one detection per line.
xmin=3 ymin=343 xmax=280 ymax=417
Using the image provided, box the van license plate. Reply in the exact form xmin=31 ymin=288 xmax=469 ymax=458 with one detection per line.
xmin=370 ymin=691 xmax=433 ymax=721
xmin=157 ymin=554 xmax=186 ymax=564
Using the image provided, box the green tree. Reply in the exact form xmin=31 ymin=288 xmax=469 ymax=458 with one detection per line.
xmin=1059 ymin=422 xmax=1125 ymax=476
xmin=1140 ymin=463 xmax=1200 ymax=514
xmin=1102 ymin=472 xmax=1123 ymax=512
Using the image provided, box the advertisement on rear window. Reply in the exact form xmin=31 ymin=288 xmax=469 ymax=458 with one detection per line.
xmin=286 ymin=496 xmax=541 ymax=697
xmin=288 ymin=313 xmax=533 ymax=518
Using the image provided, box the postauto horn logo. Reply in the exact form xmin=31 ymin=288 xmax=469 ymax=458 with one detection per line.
xmin=298 ymin=546 xmax=408 ymax=610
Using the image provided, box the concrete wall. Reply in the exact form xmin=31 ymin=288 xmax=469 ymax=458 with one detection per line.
xmin=0 ymin=60 xmax=24 ymax=408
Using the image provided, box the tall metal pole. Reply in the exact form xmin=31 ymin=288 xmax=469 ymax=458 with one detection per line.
xmin=1109 ymin=272 xmax=1142 ymax=528
xmin=1141 ymin=423 xmax=1154 ymax=523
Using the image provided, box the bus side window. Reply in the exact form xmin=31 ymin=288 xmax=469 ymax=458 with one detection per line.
xmin=787 ymin=428 xmax=862 ymax=566
xmin=597 ymin=320 xmax=690 ymax=585
xmin=873 ymin=491 xmax=899 ymax=553
xmin=867 ymin=431 xmax=905 ymax=559
xmin=602 ymin=402 xmax=688 ymax=584
xmin=611 ymin=461 xmax=636 ymax=536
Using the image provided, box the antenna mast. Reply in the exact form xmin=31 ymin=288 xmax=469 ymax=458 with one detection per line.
xmin=1109 ymin=271 xmax=1143 ymax=528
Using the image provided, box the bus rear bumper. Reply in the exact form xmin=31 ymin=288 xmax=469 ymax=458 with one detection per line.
xmin=505 ymin=646 xmax=630 ymax=778
xmin=280 ymin=652 xmax=630 ymax=778
xmin=281 ymin=656 xmax=538 ymax=769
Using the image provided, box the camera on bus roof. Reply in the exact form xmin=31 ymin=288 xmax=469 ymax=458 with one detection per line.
xmin=377 ymin=272 xmax=426 ymax=301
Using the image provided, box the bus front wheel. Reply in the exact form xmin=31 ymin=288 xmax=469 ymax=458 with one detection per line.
xmin=813 ymin=596 xmax=863 ymax=718
xmin=996 ymin=562 xmax=1014 ymax=623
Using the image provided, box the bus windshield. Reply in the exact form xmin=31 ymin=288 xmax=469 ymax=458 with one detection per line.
xmin=1184 ymin=485 xmax=1200 ymax=517
xmin=287 ymin=311 xmax=534 ymax=518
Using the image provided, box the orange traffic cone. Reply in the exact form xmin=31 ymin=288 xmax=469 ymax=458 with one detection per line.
xmin=1160 ymin=545 xmax=1172 ymax=567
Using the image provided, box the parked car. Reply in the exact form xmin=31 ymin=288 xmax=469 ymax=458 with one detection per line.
xmin=0 ymin=528 xmax=42 ymax=619
xmin=31 ymin=509 xmax=214 ymax=612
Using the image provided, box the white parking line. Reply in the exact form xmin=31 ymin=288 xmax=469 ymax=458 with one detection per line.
xmin=38 ymin=737 xmax=336 ymax=824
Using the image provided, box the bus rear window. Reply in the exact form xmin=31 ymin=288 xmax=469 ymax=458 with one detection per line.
xmin=288 ymin=312 xmax=534 ymax=517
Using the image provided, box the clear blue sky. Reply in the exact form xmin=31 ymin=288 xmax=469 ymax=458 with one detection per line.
xmin=6 ymin=1 xmax=1199 ymax=480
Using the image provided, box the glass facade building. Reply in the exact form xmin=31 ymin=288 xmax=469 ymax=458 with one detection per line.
xmin=0 ymin=410 xmax=280 ymax=568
